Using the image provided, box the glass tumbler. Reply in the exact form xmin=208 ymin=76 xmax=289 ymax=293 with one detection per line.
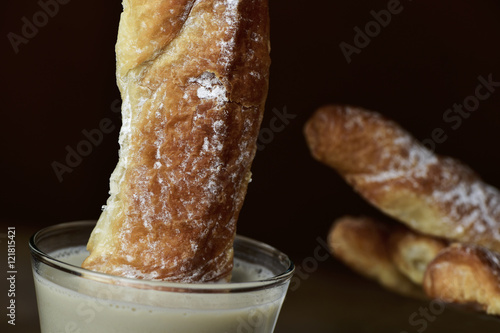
xmin=30 ymin=221 xmax=294 ymax=333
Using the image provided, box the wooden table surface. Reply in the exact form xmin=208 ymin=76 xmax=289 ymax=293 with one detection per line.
xmin=2 ymin=224 xmax=500 ymax=333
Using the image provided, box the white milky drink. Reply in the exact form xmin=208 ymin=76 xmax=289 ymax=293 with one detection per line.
xmin=34 ymin=247 xmax=281 ymax=333
xmin=30 ymin=222 xmax=294 ymax=333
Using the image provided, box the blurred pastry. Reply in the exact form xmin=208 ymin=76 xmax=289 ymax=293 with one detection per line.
xmin=388 ymin=227 xmax=447 ymax=285
xmin=306 ymin=104 xmax=500 ymax=316
xmin=304 ymin=105 xmax=500 ymax=253
xmin=424 ymin=243 xmax=500 ymax=315
xmin=328 ymin=216 xmax=425 ymax=298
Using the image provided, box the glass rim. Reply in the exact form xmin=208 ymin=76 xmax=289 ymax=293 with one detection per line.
xmin=29 ymin=220 xmax=295 ymax=294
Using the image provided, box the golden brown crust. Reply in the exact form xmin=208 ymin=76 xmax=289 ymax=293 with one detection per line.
xmin=328 ymin=216 xmax=425 ymax=299
xmin=306 ymin=105 xmax=500 ymax=315
xmin=423 ymin=243 xmax=500 ymax=315
xmin=82 ymin=0 xmax=270 ymax=282
xmin=388 ymin=227 xmax=447 ymax=285
xmin=304 ymin=105 xmax=500 ymax=253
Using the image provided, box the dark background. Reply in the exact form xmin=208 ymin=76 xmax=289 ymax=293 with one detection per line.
xmin=2 ymin=0 xmax=500 ymax=332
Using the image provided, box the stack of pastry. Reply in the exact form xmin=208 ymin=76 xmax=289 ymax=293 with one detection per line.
xmin=304 ymin=105 xmax=500 ymax=315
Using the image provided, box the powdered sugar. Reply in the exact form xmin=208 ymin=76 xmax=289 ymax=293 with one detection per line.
xmin=189 ymin=72 xmax=228 ymax=104
xmin=358 ymin=138 xmax=438 ymax=185
xmin=216 ymin=0 xmax=240 ymax=68
xmin=432 ymin=181 xmax=500 ymax=239
xmin=341 ymin=106 xmax=500 ymax=248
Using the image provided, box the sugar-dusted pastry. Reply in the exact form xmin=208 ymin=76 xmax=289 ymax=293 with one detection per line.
xmin=82 ymin=0 xmax=271 ymax=282
xmin=304 ymin=105 xmax=500 ymax=253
